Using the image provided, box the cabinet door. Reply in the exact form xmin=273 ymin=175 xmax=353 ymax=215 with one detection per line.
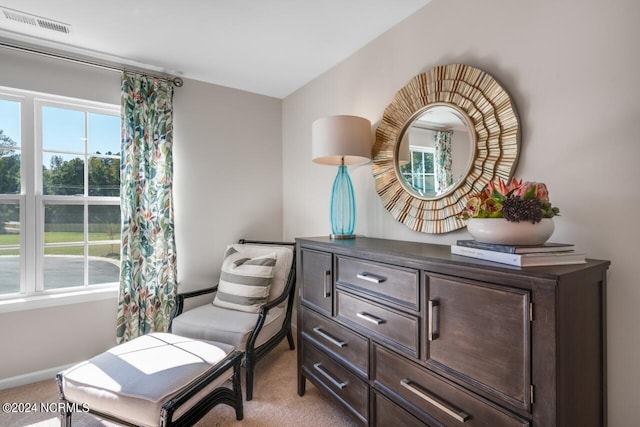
xmin=426 ymin=274 xmax=531 ymax=411
xmin=300 ymin=249 xmax=333 ymax=316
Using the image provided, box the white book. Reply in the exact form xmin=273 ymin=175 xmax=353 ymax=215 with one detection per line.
xmin=450 ymin=244 xmax=587 ymax=267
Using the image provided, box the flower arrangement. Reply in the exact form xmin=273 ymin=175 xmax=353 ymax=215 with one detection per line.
xmin=459 ymin=178 xmax=560 ymax=223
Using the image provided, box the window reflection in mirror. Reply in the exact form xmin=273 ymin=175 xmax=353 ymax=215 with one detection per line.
xmin=397 ymin=105 xmax=473 ymax=199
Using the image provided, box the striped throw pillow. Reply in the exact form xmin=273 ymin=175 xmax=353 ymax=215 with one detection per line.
xmin=212 ymin=246 xmax=277 ymax=313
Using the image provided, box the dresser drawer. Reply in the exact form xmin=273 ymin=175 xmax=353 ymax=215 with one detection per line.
xmin=300 ymin=306 xmax=369 ymax=377
xmin=374 ymin=345 xmax=529 ymax=427
xmin=374 ymin=392 xmax=430 ymax=427
xmin=301 ymin=340 xmax=369 ymax=423
xmin=337 ymin=290 xmax=419 ymax=357
xmin=336 ymin=255 xmax=419 ymax=310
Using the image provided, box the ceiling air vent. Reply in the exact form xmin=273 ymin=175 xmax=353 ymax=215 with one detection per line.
xmin=2 ymin=8 xmax=37 ymax=26
xmin=36 ymin=18 xmax=70 ymax=34
xmin=1 ymin=6 xmax=71 ymax=35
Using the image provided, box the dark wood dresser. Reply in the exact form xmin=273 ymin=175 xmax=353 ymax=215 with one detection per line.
xmin=296 ymin=236 xmax=609 ymax=427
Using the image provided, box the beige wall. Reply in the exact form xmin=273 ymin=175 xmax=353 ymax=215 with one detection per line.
xmin=173 ymin=80 xmax=283 ymax=291
xmin=0 ymin=49 xmax=283 ymax=385
xmin=0 ymin=298 xmax=118 ymax=381
xmin=282 ymin=0 xmax=640 ymax=425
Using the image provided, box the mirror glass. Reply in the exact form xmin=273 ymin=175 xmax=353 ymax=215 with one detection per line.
xmin=397 ymin=105 xmax=473 ymax=199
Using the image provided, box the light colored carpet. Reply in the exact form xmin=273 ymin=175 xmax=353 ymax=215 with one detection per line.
xmin=0 ymin=340 xmax=358 ymax=427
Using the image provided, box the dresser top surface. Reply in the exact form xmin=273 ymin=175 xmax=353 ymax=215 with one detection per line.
xmin=296 ymin=236 xmax=610 ymax=281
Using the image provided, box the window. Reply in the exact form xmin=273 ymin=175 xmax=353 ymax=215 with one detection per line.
xmin=0 ymin=87 xmax=120 ymax=300
xmin=399 ymin=146 xmax=436 ymax=196
xmin=0 ymin=96 xmax=21 ymax=296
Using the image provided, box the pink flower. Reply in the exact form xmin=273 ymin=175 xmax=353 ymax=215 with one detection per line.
xmin=514 ymin=182 xmax=549 ymax=201
xmin=485 ymin=177 xmax=522 ymax=198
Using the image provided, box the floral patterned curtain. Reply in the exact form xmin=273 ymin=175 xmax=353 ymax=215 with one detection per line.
xmin=116 ymin=73 xmax=178 ymax=344
xmin=434 ymin=130 xmax=453 ymax=193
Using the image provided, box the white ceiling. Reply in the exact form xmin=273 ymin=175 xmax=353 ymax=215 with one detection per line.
xmin=0 ymin=0 xmax=431 ymax=98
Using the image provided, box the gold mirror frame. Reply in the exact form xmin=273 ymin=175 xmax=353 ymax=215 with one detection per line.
xmin=372 ymin=64 xmax=520 ymax=233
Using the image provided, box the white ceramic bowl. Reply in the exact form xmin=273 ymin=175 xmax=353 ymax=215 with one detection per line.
xmin=467 ymin=218 xmax=555 ymax=245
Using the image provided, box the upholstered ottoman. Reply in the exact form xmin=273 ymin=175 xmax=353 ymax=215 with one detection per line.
xmin=57 ymin=333 xmax=243 ymax=427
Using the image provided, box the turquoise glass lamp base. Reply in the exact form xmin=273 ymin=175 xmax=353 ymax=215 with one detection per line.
xmin=330 ymin=165 xmax=356 ymax=239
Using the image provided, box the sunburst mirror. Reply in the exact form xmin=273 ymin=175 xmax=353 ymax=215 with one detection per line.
xmin=372 ymin=64 xmax=521 ymax=233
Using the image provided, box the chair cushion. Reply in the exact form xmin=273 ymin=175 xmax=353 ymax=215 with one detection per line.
xmin=60 ymin=333 xmax=235 ymax=427
xmin=212 ymin=243 xmax=293 ymax=311
xmin=213 ymin=245 xmax=276 ymax=312
xmin=171 ymin=303 xmax=285 ymax=351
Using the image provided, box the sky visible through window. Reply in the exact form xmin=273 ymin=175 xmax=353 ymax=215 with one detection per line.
xmin=0 ymin=99 xmax=119 ymax=158
xmin=42 ymin=106 xmax=120 ymax=156
xmin=0 ymin=99 xmax=19 ymax=145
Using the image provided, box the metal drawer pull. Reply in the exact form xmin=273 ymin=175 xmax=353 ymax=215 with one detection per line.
xmin=323 ymin=270 xmax=331 ymax=298
xmin=400 ymin=378 xmax=469 ymax=423
xmin=356 ymin=272 xmax=387 ymax=283
xmin=357 ymin=312 xmax=385 ymax=325
xmin=313 ymin=327 xmax=347 ymax=348
xmin=313 ymin=363 xmax=347 ymax=389
xmin=428 ymin=299 xmax=440 ymax=341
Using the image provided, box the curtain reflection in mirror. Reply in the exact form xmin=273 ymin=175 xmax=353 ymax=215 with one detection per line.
xmin=434 ymin=130 xmax=453 ymax=193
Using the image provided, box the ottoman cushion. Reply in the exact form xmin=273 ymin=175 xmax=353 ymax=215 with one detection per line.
xmin=60 ymin=333 xmax=236 ymax=427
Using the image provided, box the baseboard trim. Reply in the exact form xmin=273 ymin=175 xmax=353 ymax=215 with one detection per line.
xmin=0 ymin=363 xmax=74 ymax=390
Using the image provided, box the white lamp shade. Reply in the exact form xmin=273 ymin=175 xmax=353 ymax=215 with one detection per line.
xmin=312 ymin=115 xmax=373 ymax=166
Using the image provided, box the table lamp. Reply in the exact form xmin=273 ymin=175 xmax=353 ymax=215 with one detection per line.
xmin=312 ymin=115 xmax=372 ymax=239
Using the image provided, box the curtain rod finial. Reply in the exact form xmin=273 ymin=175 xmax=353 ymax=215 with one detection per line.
xmin=172 ymin=77 xmax=184 ymax=87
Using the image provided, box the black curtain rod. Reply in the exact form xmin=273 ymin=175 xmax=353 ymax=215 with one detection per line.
xmin=0 ymin=40 xmax=184 ymax=87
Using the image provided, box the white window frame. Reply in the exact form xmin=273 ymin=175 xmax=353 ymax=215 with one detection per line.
xmin=403 ymin=145 xmax=436 ymax=193
xmin=0 ymin=87 xmax=120 ymax=313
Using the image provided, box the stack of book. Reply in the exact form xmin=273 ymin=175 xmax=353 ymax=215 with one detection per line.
xmin=451 ymin=240 xmax=586 ymax=267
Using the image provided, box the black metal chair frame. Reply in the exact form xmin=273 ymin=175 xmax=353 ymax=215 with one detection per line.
xmin=57 ymin=350 xmax=243 ymax=427
xmin=171 ymin=239 xmax=297 ymax=401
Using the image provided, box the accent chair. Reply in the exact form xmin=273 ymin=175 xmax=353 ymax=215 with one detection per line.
xmin=170 ymin=239 xmax=296 ymax=401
